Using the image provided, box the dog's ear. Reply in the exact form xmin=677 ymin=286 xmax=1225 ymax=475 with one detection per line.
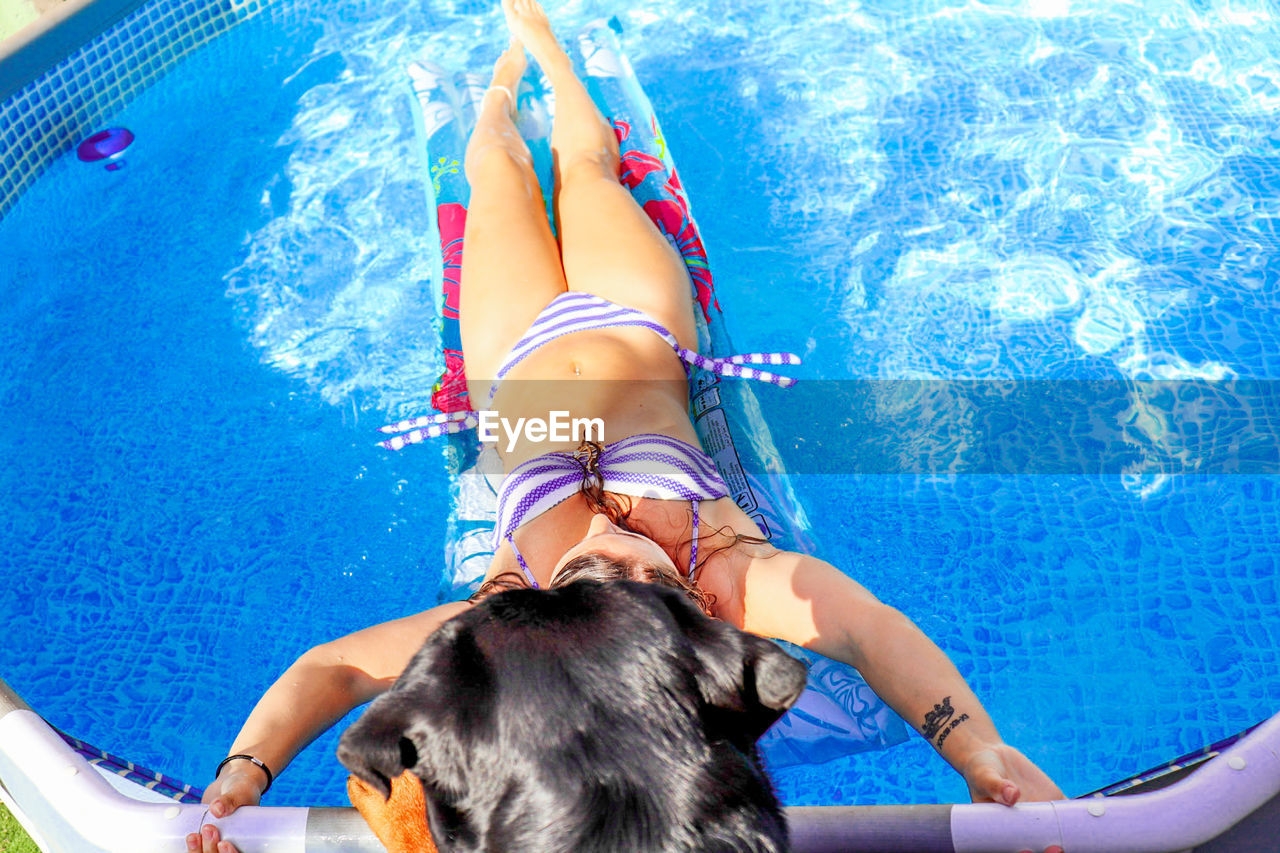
xmin=650 ymin=586 xmax=807 ymax=742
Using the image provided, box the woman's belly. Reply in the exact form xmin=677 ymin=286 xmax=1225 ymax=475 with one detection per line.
xmin=473 ymin=326 xmax=701 ymax=467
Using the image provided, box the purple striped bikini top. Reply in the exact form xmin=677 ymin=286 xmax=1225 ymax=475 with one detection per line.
xmin=496 ymin=433 xmax=730 ymax=588
xmin=377 ymin=292 xmax=800 ymax=451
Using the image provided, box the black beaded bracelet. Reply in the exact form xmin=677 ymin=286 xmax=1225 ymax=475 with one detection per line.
xmin=215 ymin=754 xmax=275 ymax=795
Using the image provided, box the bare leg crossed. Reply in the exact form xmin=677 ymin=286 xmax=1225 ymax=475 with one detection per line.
xmin=502 ymin=0 xmax=698 ymax=351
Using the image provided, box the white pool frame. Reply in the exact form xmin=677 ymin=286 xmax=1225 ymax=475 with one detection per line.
xmin=3 ymin=677 xmax=1279 ymax=853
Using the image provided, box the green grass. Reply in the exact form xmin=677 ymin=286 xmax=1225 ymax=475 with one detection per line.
xmin=0 ymin=800 xmax=39 ymax=853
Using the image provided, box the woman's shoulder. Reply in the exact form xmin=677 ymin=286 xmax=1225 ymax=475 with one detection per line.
xmin=696 ymin=495 xmax=769 ymax=539
xmin=691 ymin=497 xmax=775 ymax=629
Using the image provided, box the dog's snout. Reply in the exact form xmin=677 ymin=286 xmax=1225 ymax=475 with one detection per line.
xmin=337 ymin=736 xmax=394 ymax=800
xmin=337 ymin=699 xmax=422 ymax=801
xmin=397 ymin=734 xmax=420 ymax=769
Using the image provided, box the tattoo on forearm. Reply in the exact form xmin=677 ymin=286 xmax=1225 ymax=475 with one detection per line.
xmin=921 ymin=696 xmax=970 ymax=749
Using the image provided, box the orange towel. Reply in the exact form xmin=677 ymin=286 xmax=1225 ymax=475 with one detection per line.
xmin=348 ymin=770 xmax=438 ymax=853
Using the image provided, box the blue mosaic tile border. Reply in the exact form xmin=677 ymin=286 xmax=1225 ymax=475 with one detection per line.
xmin=0 ymin=0 xmax=279 ymax=220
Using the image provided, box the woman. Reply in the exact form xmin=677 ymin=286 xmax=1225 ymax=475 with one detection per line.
xmin=188 ymin=2 xmax=1060 ymax=849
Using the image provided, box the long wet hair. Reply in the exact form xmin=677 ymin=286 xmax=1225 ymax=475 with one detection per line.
xmin=471 ymin=441 xmax=771 ymax=615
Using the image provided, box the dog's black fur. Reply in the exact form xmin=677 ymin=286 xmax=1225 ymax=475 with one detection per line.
xmin=337 ymin=579 xmax=806 ymax=852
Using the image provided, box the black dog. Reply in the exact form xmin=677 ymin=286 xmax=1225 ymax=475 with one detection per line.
xmin=337 ymin=579 xmax=806 ymax=852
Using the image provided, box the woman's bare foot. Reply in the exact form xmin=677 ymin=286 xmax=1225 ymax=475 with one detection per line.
xmin=501 ymin=0 xmax=570 ymax=73
xmin=485 ymin=38 xmax=527 ymax=114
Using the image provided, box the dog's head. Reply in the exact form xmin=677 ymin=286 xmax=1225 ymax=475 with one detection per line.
xmin=337 ymin=580 xmax=806 ymax=853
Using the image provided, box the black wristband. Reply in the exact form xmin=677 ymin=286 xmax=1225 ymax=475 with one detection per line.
xmin=215 ymin=754 xmax=274 ymax=795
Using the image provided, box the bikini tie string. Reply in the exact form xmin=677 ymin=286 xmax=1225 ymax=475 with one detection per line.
xmin=674 ymin=347 xmax=801 ymax=388
xmin=376 ymin=351 xmax=801 ymax=451
xmin=574 ymin=439 xmax=605 ymax=478
xmin=377 ymin=410 xmax=479 ymax=450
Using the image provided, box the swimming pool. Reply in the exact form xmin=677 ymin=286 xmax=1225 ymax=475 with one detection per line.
xmin=2 ymin=0 xmax=1278 ymax=813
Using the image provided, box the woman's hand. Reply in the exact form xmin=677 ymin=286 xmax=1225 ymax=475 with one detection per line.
xmin=200 ymin=760 xmax=269 ymax=818
xmin=185 ymin=823 xmax=240 ymax=853
xmin=962 ymin=743 xmax=1064 ymax=805
xmin=184 ymin=761 xmax=267 ymax=852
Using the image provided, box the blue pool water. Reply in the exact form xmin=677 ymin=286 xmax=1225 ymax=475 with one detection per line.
xmin=3 ymin=0 xmax=1279 ymax=809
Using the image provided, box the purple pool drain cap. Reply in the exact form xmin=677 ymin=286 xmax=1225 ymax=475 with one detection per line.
xmin=77 ymin=128 xmax=134 ymax=170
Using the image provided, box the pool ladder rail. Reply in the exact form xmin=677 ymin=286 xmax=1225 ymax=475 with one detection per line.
xmin=1 ymin=676 xmax=1279 ymax=853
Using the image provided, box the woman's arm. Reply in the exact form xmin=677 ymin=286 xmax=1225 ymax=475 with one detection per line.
xmin=732 ymin=550 xmax=1062 ymax=804
xmin=200 ymin=601 xmax=472 ymax=818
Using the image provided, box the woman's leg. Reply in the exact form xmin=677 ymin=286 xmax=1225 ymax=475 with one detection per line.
xmin=459 ymin=40 xmax=568 ymax=399
xmin=502 ymin=0 xmax=697 ymax=351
